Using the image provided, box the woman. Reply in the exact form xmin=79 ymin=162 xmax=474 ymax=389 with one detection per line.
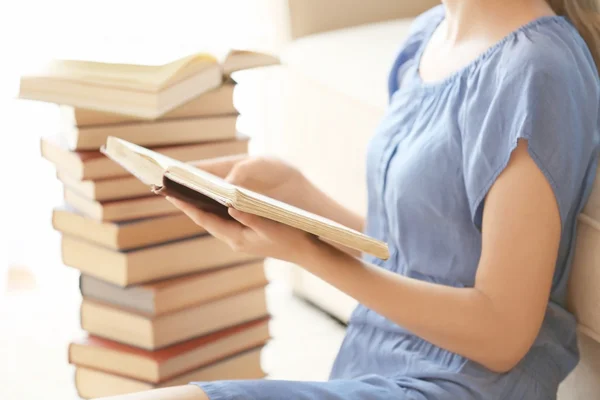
xmin=104 ymin=0 xmax=600 ymax=399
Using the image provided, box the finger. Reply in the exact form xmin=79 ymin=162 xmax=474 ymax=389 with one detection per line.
xmin=228 ymin=209 xmax=279 ymax=237
xmin=189 ymin=154 xmax=247 ymax=178
xmin=167 ymin=197 xmax=245 ymax=243
xmin=199 ymin=212 xmax=247 ymax=245
xmin=166 ymin=197 xmax=208 ymax=225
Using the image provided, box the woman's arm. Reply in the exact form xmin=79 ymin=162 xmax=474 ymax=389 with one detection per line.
xmin=303 ymin=141 xmax=558 ymax=372
xmin=300 ymin=142 xmax=558 ymax=372
xmin=170 ymin=140 xmax=559 ymax=373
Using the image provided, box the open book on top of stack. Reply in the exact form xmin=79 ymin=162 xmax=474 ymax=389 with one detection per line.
xmin=19 ymin=50 xmax=278 ymax=119
xmin=101 ymin=137 xmax=390 ymax=260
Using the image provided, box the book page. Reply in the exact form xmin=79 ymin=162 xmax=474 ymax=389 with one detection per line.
xmin=237 ymin=187 xmax=360 ymax=232
xmin=26 ymin=53 xmax=217 ymax=90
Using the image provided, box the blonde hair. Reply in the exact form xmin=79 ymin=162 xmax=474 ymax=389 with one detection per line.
xmin=547 ymin=0 xmax=600 ymax=69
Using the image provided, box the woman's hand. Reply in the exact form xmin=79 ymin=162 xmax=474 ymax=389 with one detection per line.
xmin=190 ymin=154 xmax=312 ymax=209
xmin=171 ymin=153 xmax=365 ymax=262
xmin=190 ymin=154 xmax=365 ymax=232
xmin=172 ymin=153 xmax=324 ymax=264
xmin=166 ymin=198 xmax=319 ymax=265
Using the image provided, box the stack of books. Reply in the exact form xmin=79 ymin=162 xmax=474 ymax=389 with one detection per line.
xmin=20 ymin=51 xmax=278 ymax=399
xmin=68 ymin=261 xmax=269 ymax=399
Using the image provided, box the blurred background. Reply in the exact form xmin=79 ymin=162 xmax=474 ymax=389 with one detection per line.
xmin=9 ymin=1 xmax=598 ymax=400
xmin=0 ymin=1 xmax=312 ymax=399
xmin=3 ymin=0 xmax=387 ymax=396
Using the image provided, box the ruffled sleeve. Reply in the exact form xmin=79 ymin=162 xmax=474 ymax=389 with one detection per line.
xmin=462 ymin=46 xmax=600 ymax=229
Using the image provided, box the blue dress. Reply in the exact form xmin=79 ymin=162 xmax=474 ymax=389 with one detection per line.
xmin=194 ymin=6 xmax=600 ymax=399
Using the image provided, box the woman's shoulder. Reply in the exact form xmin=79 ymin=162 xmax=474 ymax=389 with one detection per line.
xmin=487 ymin=17 xmax=599 ymax=92
xmin=460 ymin=19 xmax=600 ymax=230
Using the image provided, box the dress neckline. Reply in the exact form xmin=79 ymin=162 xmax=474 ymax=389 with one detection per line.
xmin=413 ymin=12 xmax=568 ymax=90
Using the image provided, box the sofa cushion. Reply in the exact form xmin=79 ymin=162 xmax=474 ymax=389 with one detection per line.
xmin=281 ymin=19 xmax=415 ymax=111
xmin=558 ymin=331 xmax=600 ymax=399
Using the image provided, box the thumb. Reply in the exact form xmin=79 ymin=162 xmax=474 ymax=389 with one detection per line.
xmin=190 ymin=154 xmax=247 ymax=178
xmin=225 ymin=161 xmax=253 ymax=186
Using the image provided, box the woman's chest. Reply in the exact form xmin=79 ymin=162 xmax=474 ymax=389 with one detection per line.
xmin=366 ymin=87 xmax=470 ymax=230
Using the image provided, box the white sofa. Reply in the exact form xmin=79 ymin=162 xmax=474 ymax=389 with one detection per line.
xmin=257 ymin=1 xmax=599 ymax=398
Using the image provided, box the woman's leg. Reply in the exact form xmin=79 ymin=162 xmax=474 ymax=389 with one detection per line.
xmin=195 ymin=375 xmax=409 ymax=400
xmin=94 ymin=375 xmax=410 ymax=400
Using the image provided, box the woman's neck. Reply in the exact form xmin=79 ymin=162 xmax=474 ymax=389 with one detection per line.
xmin=441 ymin=0 xmax=555 ymax=43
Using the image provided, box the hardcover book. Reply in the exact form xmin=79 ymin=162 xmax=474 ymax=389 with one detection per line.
xmin=101 ymin=137 xmax=390 ymax=259
xmin=62 ymin=234 xmax=260 ymax=286
xmin=61 ymin=83 xmax=236 ymax=126
xmin=41 ymin=135 xmax=249 ymax=180
xmin=63 ymin=115 xmax=238 ymax=151
xmin=80 ymin=286 xmax=268 ymax=349
xmin=69 ymin=318 xmax=269 ymax=383
xmin=74 ymin=347 xmax=264 ymax=399
xmin=52 ymin=207 xmax=204 ymax=250
xmin=80 ymin=260 xmax=267 ymax=316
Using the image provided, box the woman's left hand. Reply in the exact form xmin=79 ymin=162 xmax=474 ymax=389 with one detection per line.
xmin=166 ymin=197 xmax=319 ymax=265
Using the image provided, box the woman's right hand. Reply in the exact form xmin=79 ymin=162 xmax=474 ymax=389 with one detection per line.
xmin=189 ymin=153 xmax=365 ymax=250
xmin=191 ymin=153 xmax=365 ymax=233
xmin=191 ymin=154 xmax=312 ymax=211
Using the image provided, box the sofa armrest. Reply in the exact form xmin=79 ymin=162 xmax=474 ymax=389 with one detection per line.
xmin=285 ymin=0 xmax=440 ymax=39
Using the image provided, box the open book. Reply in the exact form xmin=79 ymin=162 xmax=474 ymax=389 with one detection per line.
xmin=101 ymin=137 xmax=389 ymax=260
xmin=19 ymin=50 xmax=278 ymax=119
